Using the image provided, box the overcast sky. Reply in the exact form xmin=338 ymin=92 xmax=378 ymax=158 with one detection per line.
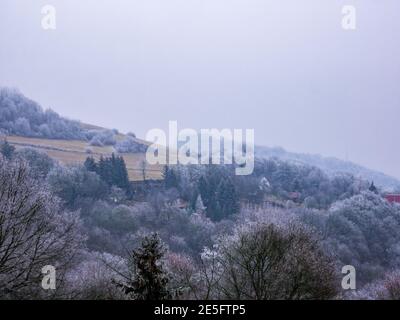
xmin=1 ymin=0 xmax=399 ymax=178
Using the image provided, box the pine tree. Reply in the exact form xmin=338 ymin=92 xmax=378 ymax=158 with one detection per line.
xmin=98 ymin=155 xmax=111 ymax=185
xmin=84 ymin=156 xmax=97 ymax=173
xmin=197 ymin=167 xmax=237 ymax=221
xmin=119 ymin=233 xmax=172 ymax=300
xmin=224 ymin=177 xmax=240 ymax=215
xmin=163 ymin=165 xmax=178 ymax=189
xmin=92 ymin=154 xmax=132 ymax=197
xmin=369 ymin=181 xmax=378 ymax=194
xmin=215 ymin=177 xmax=240 ymax=220
xmin=198 ymin=175 xmax=211 ymax=208
xmin=116 ymin=155 xmax=132 ymax=197
xmin=110 ymin=153 xmax=118 ymax=186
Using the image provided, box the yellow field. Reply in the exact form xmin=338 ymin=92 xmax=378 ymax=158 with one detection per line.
xmin=6 ymin=135 xmax=163 ymax=181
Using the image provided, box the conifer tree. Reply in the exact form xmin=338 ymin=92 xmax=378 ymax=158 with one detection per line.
xmin=119 ymin=233 xmax=172 ymax=300
xmin=214 ymin=177 xmax=239 ymax=220
xmin=88 ymin=154 xmax=132 ymax=196
xmin=116 ymin=155 xmax=132 ymax=197
xmin=369 ymin=181 xmax=378 ymax=194
xmin=163 ymin=165 xmax=178 ymax=189
xmin=84 ymin=156 xmax=97 ymax=173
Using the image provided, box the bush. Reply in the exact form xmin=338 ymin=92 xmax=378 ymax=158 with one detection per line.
xmin=115 ymin=137 xmax=147 ymax=153
xmin=89 ymin=130 xmax=116 ymax=146
xmin=89 ymin=135 xmax=104 ymax=147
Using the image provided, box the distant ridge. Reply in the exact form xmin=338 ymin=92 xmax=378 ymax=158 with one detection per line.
xmin=255 ymin=146 xmax=400 ymax=191
xmin=2 ymin=87 xmax=398 ymax=189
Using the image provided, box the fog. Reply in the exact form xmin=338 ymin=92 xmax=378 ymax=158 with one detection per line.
xmin=0 ymin=0 xmax=399 ymax=178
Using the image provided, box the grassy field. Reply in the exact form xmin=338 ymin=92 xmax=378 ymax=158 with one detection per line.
xmin=6 ymin=135 xmax=163 ymax=181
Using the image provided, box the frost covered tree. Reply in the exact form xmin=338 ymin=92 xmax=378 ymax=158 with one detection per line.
xmin=348 ymin=270 xmax=400 ymax=300
xmin=202 ymin=221 xmax=338 ymax=299
xmin=47 ymin=165 xmax=108 ymax=208
xmin=115 ymin=137 xmax=147 ymax=153
xmin=15 ymin=148 xmax=55 ymax=178
xmin=0 ymin=157 xmax=84 ymax=299
xmin=301 ymin=191 xmax=400 ymax=285
xmin=0 ymin=88 xmax=86 ymax=139
xmin=66 ymin=252 xmax=127 ymax=300
xmin=89 ymin=135 xmax=104 ymax=147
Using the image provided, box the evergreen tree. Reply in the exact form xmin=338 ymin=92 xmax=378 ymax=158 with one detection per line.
xmin=369 ymin=181 xmax=378 ymax=194
xmin=163 ymin=165 xmax=178 ymax=189
xmin=116 ymin=155 xmax=132 ymax=197
xmin=118 ymin=233 xmax=172 ymax=300
xmin=215 ymin=177 xmax=240 ymax=220
xmin=197 ymin=167 xmax=237 ymax=221
xmin=110 ymin=153 xmax=118 ymax=185
xmin=0 ymin=140 xmax=15 ymax=159
xmin=198 ymin=175 xmax=209 ymax=205
xmin=98 ymin=155 xmax=111 ymax=185
xmin=84 ymin=156 xmax=97 ymax=173
xmin=89 ymin=154 xmax=132 ymax=197
xmin=198 ymin=175 xmax=214 ymax=215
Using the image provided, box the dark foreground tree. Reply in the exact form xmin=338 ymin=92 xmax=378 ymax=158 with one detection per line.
xmin=0 ymin=157 xmax=84 ymax=299
xmin=118 ymin=233 xmax=172 ymax=300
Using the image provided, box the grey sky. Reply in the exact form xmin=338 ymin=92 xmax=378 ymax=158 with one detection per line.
xmin=1 ymin=1 xmax=399 ymax=178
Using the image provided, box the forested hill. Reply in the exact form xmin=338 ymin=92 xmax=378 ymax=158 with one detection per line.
xmin=1 ymin=86 xmax=399 ymax=190
xmin=256 ymin=146 xmax=400 ymax=191
xmin=0 ymin=87 xmax=147 ymax=149
xmin=0 ymin=87 xmax=160 ymax=181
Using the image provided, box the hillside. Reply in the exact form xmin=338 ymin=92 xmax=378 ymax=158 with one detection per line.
xmin=2 ymin=87 xmax=399 ymax=187
xmin=5 ymin=135 xmax=162 ymax=181
xmin=256 ymin=146 xmax=400 ymax=191
xmin=0 ymin=88 xmax=162 ymax=181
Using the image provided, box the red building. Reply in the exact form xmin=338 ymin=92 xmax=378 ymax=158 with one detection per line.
xmin=385 ymin=194 xmax=400 ymax=203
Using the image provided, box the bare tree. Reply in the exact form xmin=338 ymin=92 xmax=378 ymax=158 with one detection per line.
xmin=0 ymin=157 xmax=84 ymax=299
xmin=204 ymin=221 xmax=339 ymax=300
